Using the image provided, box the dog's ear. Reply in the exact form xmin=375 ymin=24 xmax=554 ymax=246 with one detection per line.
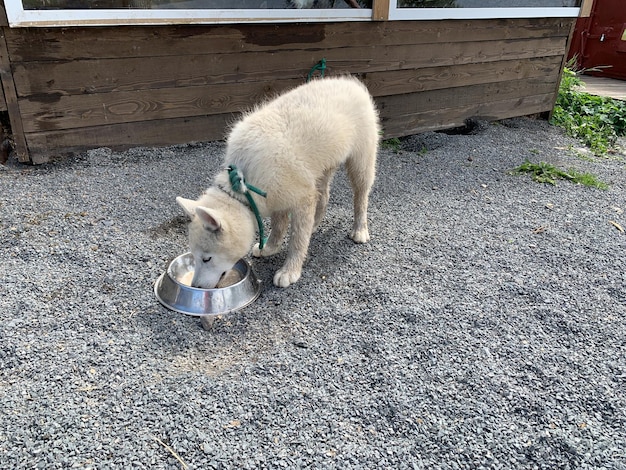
xmin=195 ymin=206 xmax=221 ymax=232
xmin=176 ymin=197 xmax=198 ymax=219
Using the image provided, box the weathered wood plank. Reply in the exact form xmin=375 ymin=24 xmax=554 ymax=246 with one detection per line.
xmin=5 ymin=18 xmax=572 ymax=62
xmin=14 ymin=37 xmax=566 ymax=97
xmin=25 ymin=113 xmax=233 ymax=164
xmin=381 ymin=93 xmax=555 ymax=137
xmin=20 ymin=79 xmax=303 ymax=132
xmin=362 ymin=56 xmax=563 ymax=97
xmin=377 ymin=78 xmax=556 ymax=122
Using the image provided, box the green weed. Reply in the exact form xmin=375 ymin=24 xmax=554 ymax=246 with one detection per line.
xmin=381 ymin=137 xmax=402 ymax=152
xmin=551 ymin=65 xmax=626 ymax=155
xmin=511 ymin=160 xmax=608 ymax=190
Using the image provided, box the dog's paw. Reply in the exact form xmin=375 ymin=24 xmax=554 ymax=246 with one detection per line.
xmin=252 ymin=243 xmax=280 ymax=258
xmin=252 ymin=243 xmax=263 ymax=257
xmin=350 ymin=228 xmax=370 ymax=244
xmin=273 ymin=268 xmax=301 ymax=288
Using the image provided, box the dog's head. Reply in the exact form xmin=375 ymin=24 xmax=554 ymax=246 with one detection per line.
xmin=176 ymin=196 xmax=251 ymax=289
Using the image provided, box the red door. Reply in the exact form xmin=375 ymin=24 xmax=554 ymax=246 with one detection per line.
xmin=568 ymin=0 xmax=626 ymax=80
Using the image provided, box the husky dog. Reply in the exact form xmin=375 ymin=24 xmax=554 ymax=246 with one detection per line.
xmin=176 ymin=76 xmax=379 ymax=288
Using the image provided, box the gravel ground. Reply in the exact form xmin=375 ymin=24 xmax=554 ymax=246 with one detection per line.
xmin=1 ymin=117 xmax=625 ymax=469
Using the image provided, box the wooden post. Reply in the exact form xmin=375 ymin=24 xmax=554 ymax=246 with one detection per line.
xmin=579 ymin=0 xmax=595 ymax=18
xmin=0 ymin=27 xmax=30 ymax=163
xmin=372 ymin=0 xmax=390 ymax=21
xmin=547 ymin=16 xmax=579 ymax=121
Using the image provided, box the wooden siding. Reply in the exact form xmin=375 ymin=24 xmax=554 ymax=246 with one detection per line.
xmin=0 ymin=17 xmax=574 ymax=163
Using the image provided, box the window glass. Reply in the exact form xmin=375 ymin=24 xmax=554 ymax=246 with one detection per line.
xmin=398 ymin=0 xmax=580 ymax=7
xmin=22 ymin=0 xmax=370 ymax=9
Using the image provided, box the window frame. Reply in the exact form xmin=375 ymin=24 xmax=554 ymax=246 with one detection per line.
xmin=4 ymin=0 xmax=582 ymax=27
xmin=4 ymin=1 xmax=373 ymax=27
xmin=389 ymin=6 xmax=581 ymax=21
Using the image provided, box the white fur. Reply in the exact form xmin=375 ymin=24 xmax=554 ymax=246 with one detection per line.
xmin=177 ymin=76 xmax=379 ymax=288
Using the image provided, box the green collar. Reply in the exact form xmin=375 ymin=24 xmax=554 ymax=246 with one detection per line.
xmin=226 ymin=165 xmax=268 ymax=250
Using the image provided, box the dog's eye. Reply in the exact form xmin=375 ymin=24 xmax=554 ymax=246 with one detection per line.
xmin=202 ymin=256 xmax=212 ymax=264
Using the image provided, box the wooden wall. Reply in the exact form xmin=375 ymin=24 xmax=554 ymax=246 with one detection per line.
xmin=0 ymin=14 xmax=575 ymax=163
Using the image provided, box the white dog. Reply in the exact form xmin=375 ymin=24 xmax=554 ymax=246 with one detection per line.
xmin=176 ymin=76 xmax=379 ymax=288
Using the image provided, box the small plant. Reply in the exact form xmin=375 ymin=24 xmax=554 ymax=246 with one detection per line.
xmin=381 ymin=137 xmax=402 ymax=152
xmin=551 ymin=64 xmax=626 ymax=155
xmin=511 ymin=160 xmax=608 ymax=190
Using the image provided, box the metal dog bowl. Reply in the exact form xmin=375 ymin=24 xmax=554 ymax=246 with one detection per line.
xmin=154 ymin=253 xmax=261 ymax=319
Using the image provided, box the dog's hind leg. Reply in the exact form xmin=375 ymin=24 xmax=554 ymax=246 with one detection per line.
xmin=273 ymin=200 xmax=316 ymax=287
xmin=313 ymin=168 xmax=336 ymax=232
xmin=253 ymin=210 xmax=289 ymax=257
xmin=346 ymin=146 xmax=376 ymax=243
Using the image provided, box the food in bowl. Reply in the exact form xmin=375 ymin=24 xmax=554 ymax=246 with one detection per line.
xmin=179 ymin=271 xmax=194 ymax=286
xmin=178 ymin=269 xmax=242 ymax=288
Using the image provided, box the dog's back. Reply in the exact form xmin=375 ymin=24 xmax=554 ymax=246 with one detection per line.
xmin=222 ymin=76 xmax=380 ymax=204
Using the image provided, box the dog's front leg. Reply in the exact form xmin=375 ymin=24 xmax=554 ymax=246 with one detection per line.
xmin=252 ymin=210 xmax=289 ymax=257
xmin=273 ymin=204 xmax=315 ymax=287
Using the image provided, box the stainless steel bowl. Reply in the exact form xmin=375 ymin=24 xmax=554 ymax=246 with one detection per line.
xmin=154 ymin=253 xmax=261 ymax=318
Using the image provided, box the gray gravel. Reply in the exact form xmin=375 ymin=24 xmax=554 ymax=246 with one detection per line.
xmin=1 ymin=117 xmax=625 ymax=469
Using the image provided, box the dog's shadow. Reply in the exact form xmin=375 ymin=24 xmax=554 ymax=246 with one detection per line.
xmin=252 ymin=217 xmax=362 ymax=282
